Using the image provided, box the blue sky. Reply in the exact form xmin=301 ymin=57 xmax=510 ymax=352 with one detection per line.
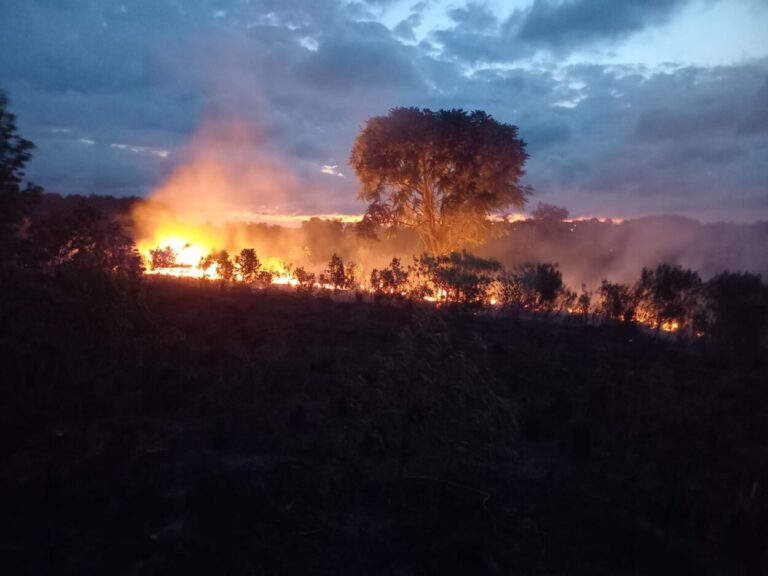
xmin=1 ymin=0 xmax=767 ymax=221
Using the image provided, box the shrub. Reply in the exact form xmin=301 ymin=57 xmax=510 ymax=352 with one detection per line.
xmin=234 ymin=248 xmax=260 ymax=282
xmin=293 ymin=266 xmax=316 ymax=293
xmin=513 ymin=262 xmax=564 ymax=313
xmin=370 ymin=257 xmax=409 ymax=298
xmin=322 ymin=253 xmax=357 ymax=290
xmin=597 ymin=280 xmax=637 ymax=323
xmin=414 ymin=250 xmax=501 ymax=305
xmin=149 ymin=246 xmax=177 ymax=270
xmin=635 ymin=263 xmax=702 ymax=331
xmin=577 ymin=284 xmax=592 ymax=322
xmin=200 ymin=250 xmax=235 ymax=282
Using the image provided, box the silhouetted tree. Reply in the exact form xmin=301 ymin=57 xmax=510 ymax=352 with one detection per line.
xmin=293 ymin=266 xmax=316 ymax=293
xmin=32 ymin=205 xmax=143 ymax=277
xmin=256 ymin=269 xmax=274 ymax=286
xmin=19 ymin=206 xmax=147 ymax=348
xmin=531 ymin=202 xmax=569 ymax=222
xmin=370 ymin=257 xmax=409 ymax=298
xmin=149 ymin=246 xmax=177 ymax=270
xmin=577 ymin=284 xmax=592 ymax=322
xmin=201 ymin=250 xmax=235 ymax=282
xmin=350 ymin=107 xmax=530 ymax=254
xmin=0 ymin=92 xmax=41 ymax=264
xmin=514 ymin=262 xmax=564 ymax=313
xmin=322 ymin=253 xmax=356 ymax=290
xmin=636 ymin=263 xmax=702 ymax=331
xmin=598 ymin=280 xmax=637 ymax=323
xmin=497 ymin=271 xmax=526 ymax=314
xmin=235 ymin=248 xmax=260 ymax=282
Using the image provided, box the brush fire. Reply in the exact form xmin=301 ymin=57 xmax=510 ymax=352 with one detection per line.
xmin=128 ymin=113 xmax=713 ymax=337
xmin=134 ymin=218 xmax=695 ymax=335
xmin=127 ymin=111 xmax=712 ymax=334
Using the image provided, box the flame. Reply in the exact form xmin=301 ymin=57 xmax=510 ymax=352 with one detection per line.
xmin=261 ymin=256 xmax=298 ymax=286
xmin=634 ymin=305 xmax=684 ymax=333
xmin=132 ymin=115 xmax=312 ymax=283
xmin=139 ymin=229 xmax=215 ymax=279
xmin=660 ymin=320 xmax=680 ymax=333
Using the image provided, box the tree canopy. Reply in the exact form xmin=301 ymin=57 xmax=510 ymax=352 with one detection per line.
xmin=350 ymin=107 xmax=530 ymax=255
xmin=531 ymin=202 xmax=569 ymax=222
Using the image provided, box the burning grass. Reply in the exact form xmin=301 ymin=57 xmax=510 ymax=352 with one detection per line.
xmin=138 ymin=234 xmax=713 ymax=337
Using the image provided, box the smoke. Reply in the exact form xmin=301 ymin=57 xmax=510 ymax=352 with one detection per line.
xmin=152 ymin=120 xmax=298 ymax=219
xmin=129 ymin=61 xmax=767 ymax=286
xmin=476 ymin=215 xmax=768 ymax=290
xmin=132 ymin=114 xmax=345 ymax=268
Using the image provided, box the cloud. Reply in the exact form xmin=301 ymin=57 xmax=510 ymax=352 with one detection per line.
xmin=0 ymin=0 xmax=766 ymax=222
xmin=516 ymin=0 xmax=691 ymax=52
xmin=393 ymin=13 xmax=423 ymax=41
xmin=432 ymin=0 xmax=729 ymax=66
xmin=738 ymin=76 xmax=768 ymax=135
xmin=447 ymin=2 xmax=498 ymax=30
xmin=633 ymin=105 xmax=739 ymax=142
xmin=321 ymin=164 xmax=345 ymax=177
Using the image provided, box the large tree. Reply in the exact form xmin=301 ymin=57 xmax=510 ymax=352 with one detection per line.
xmin=0 ymin=92 xmax=40 ymax=262
xmin=350 ymin=107 xmax=531 ymax=254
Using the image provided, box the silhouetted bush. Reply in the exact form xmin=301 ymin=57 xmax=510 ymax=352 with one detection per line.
xmin=577 ymin=283 xmax=592 ymax=322
xmin=513 ymin=262 xmax=564 ymax=313
xmin=0 ymin=92 xmax=42 ymax=266
xmin=598 ymin=280 xmax=637 ymax=323
xmin=414 ymin=250 xmax=501 ymax=305
xmin=201 ymin=250 xmax=235 ymax=281
xmin=293 ymin=266 xmax=316 ymax=293
xmin=31 ymin=204 xmax=143 ymax=278
xmin=635 ymin=263 xmax=702 ymax=331
xmin=531 ymin=201 xmax=569 ymax=223
xmin=149 ymin=245 xmax=177 ymax=270
xmin=370 ymin=257 xmax=409 ymax=299
xmin=234 ymin=247 xmax=260 ymax=281
xmin=705 ymin=271 xmax=768 ymax=362
xmin=321 ymin=253 xmax=357 ymax=290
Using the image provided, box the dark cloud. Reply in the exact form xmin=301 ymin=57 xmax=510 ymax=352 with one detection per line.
xmin=657 ymin=143 xmax=747 ymax=166
xmin=302 ymin=21 xmax=424 ymax=90
xmin=634 ymin=105 xmax=739 ymax=141
xmin=447 ymin=2 xmax=498 ymax=30
xmin=516 ymin=0 xmax=690 ymax=51
xmin=393 ymin=13 xmax=423 ymax=41
xmin=738 ymin=77 xmax=768 ymax=134
xmin=433 ymin=0 xmax=698 ymax=65
xmin=523 ymin=116 xmax=574 ymax=150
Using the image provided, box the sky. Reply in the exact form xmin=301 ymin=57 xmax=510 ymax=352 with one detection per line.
xmin=1 ymin=0 xmax=767 ymax=222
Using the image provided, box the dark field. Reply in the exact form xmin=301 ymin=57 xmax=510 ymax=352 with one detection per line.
xmin=2 ymin=279 xmax=767 ymax=575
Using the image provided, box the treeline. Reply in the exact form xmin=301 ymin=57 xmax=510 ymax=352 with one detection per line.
xmin=4 ymin=178 xmax=767 ymax=367
xmin=28 ymin=192 xmax=768 ymax=288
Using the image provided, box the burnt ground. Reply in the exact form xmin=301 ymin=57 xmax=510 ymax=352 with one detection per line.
xmin=1 ymin=279 xmax=767 ymax=575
